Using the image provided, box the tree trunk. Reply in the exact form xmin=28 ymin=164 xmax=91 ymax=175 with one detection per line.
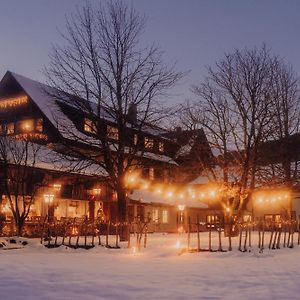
xmin=117 ymin=188 xmax=128 ymax=241
xmin=16 ymin=218 xmax=25 ymax=237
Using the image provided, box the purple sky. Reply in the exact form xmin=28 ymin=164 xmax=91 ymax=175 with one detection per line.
xmin=1 ymin=0 xmax=300 ymax=104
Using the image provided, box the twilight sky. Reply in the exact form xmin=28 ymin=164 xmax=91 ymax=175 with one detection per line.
xmin=0 ymin=0 xmax=300 ymax=104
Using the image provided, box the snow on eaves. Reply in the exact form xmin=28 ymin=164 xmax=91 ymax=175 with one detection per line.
xmin=130 ymin=189 xmax=208 ymax=208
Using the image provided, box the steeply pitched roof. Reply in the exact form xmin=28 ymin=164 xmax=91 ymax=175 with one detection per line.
xmin=0 ymin=71 xmax=177 ymax=165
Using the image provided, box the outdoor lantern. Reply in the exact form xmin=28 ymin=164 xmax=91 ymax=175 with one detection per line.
xmin=178 ymin=205 xmax=185 ymax=211
xmin=53 ymin=184 xmax=62 ymax=192
xmin=43 ymin=193 xmax=54 ymax=203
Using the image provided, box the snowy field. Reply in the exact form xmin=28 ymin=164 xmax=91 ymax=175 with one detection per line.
xmin=1 ymin=232 xmax=300 ymax=300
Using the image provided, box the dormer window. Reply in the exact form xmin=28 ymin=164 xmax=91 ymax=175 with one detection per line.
xmin=84 ymin=118 xmax=97 ymax=134
xmin=17 ymin=119 xmax=34 ymax=133
xmin=149 ymin=168 xmax=155 ymax=180
xmin=159 ymin=142 xmax=164 ymax=153
xmin=144 ymin=137 xmax=154 ymax=149
xmin=7 ymin=123 xmax=15 ymax=135
xmin=36 ymin=118 xmax=43 ymax=133
xmin=107 ymin=125 xmax=119 ymax=140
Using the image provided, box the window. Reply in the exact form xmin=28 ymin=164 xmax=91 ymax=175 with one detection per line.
xmin=17 ymin=119 xmax=34 ymax=133
xmin=144 ymin=137 xmax=154 ymax=149
xmin=152 ymin=209 xmax=159 ymax=223
xmin=243 ymin=215 xmax=252 ymax=222
xmin=134 ymin=134 xmax=138 ymax=145
xmin=107 ymin=125 xmax=119 ymax=140
xmin=84 ymin=118 xmax=97 ymax=134
xmin=206 ymin=215 xmax=220 ymax=228
xmin=6 ymin=123 xmax=15 ymax=135
xmin=36 ymin=118 xmax=43 ymax=132
xmin=159 ymin=141 xmax=164 ymax=153
xmin=162 ymin=210 xmax=168 ymax=224
xmin=149 ymin=168 xmax=155 ymax=180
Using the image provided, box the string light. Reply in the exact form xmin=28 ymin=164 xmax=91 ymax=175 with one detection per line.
xmin=0 ymin=95 xmax=28 ymax=109
xmin=15 ymin=133 xmax=48 ymax=141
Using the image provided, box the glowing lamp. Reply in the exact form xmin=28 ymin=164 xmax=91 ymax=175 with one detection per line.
xmin=53 ymin=184 xmax=62 ymax=192
xmin=178 ymin=205 xmax=185 ymax=211
xmin=44 ymin=193 xmax=54 ymax=203
xmin=93 ymin=188 xmax=102 ymax=196
xmin=209 ymin=190 xmax=216 ymax=198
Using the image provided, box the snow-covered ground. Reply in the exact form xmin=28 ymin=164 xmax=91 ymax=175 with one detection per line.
xmin=1 ymin=232 xmax=300 ymax=300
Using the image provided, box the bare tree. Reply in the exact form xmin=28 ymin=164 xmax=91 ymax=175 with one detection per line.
xmin=45 ymin=1 xmax=183 ymax=239
xmin=0 ymin=136 xmax=45 ymax=236
xmin=190 ymin=45 xmax=285 ymax=218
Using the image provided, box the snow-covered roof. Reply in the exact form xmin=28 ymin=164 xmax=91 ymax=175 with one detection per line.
xmin=0 ymin=137 xmax=107 ymax=177
xmin=188 ymin=175 xmax=210 ymax=185
xmin=9 ymin=72 xmax=168 ymax=140
xmin=130 ymin=190 xmax=208 ymax=208
xmin=6 ymin=72 xmax=175 ymax=164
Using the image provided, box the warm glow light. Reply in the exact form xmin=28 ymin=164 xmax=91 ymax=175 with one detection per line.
xmin=209 ymin=190 xmax=216 ymax=198
xmin=225 ymin=207 xmax=231 ymax=213
xmin=0 ymin=95 xmax=28 ymax=109
xmin=255 ymin=190 xmax=290 ymax=205
xmin=93 ymin=188 xmax=102 ymax=196
xmin=142 ymin=182 xmax=149 ymax=190
xmin=53 ymin=184 xmax=62 ymax=192
xmin=166 ymin=191 xmax=173 ymax=198
xmin=178 ymin=204 xmax=185 ymax=211
xmin=178 ymin=193 xmax=184 ymax=200
xmin=44 ymin=193 xmax=54 ymax=203
xmin=15 ymin=133 xmax=48 ymax=141
xmin=199 ymin=192 xmax=205 ymax=198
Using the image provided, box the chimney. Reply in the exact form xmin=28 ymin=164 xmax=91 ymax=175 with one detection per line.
xmin=128 ymin=103 xmax=137 ymax=124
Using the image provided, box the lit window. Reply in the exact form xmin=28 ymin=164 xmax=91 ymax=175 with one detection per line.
xmin=162 ymin=210 xmax=168 ymax=224
xmin=6 ymin=123 xmax=15 ymax=135
xmin=17 ymin=119 xmax=34 ymax=133
xmin=107 ymin=125 xmax=119 ymax=140
xmin=134 ymin=134 xmax=138 ymax=145
xmin=144 ymin=137 xmax=154 ymax=149
xmin=84 ymin=118 xmax=97 ymax=134
xmin=36 ymin=118 xmax=43 ymax=133
xmin=243 ymin=215 xmax=252 ymax=222
xmin=159 ymin=142 xmax=164 ymax=153
xmin=152 ymin=209 xmax=159 ymax=223
xmin=149 ymin=168 xmax=155 ymax=180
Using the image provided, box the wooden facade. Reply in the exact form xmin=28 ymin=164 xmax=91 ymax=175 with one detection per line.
xmin=0 ymin=71 xmax=216 ymax=234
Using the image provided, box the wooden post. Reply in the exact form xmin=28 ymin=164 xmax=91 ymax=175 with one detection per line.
xmin=260 ymin=221 xmax=265 ymax=252
xmin=197 ymin=215 xmax=200 ymax=252
xmin=248 ymin=222 xmax=252 ymax=249
xmin=258 ymin=222 xmax=261 ymax=249
xmin=238 ymin=223 xmax=243 ymax=252
xmin=268 ymin=222 xmax=274 ymax=249
xmin=127 ymin=222 xmax=131 ymax=248
xmin=276 ymin=225 xmax=281 ymax=249
xmin=98 ymin=221 xmax=102 ymax=246
xmin=228 ymin=218 xmax=232 ymax=252
xmin=40 ymin=215 xmax=47 ymax=245
xmin=106 ymin=221 xmax=110 ymax=247
xmin=187 ymin=216 xmax=191 ymax=251
xmin=243 ymin=223 xmax=248 ymax=252
xmin=218 ymin=220 xmax=222 ymax=252
xmin=272 ymin=225 xmax=277 ymax=250
xmin=209 ymin=223 xmax=212 ymax=252
xmin=298 ymin=216 xmax=300 ymax=245
xmin=115 ymin=222 xmax=119 ymax=248
xmin=144 ymin=224 xmax=148 ymax=248
xmin=283 ymin=221 xmax=287 ymax=248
